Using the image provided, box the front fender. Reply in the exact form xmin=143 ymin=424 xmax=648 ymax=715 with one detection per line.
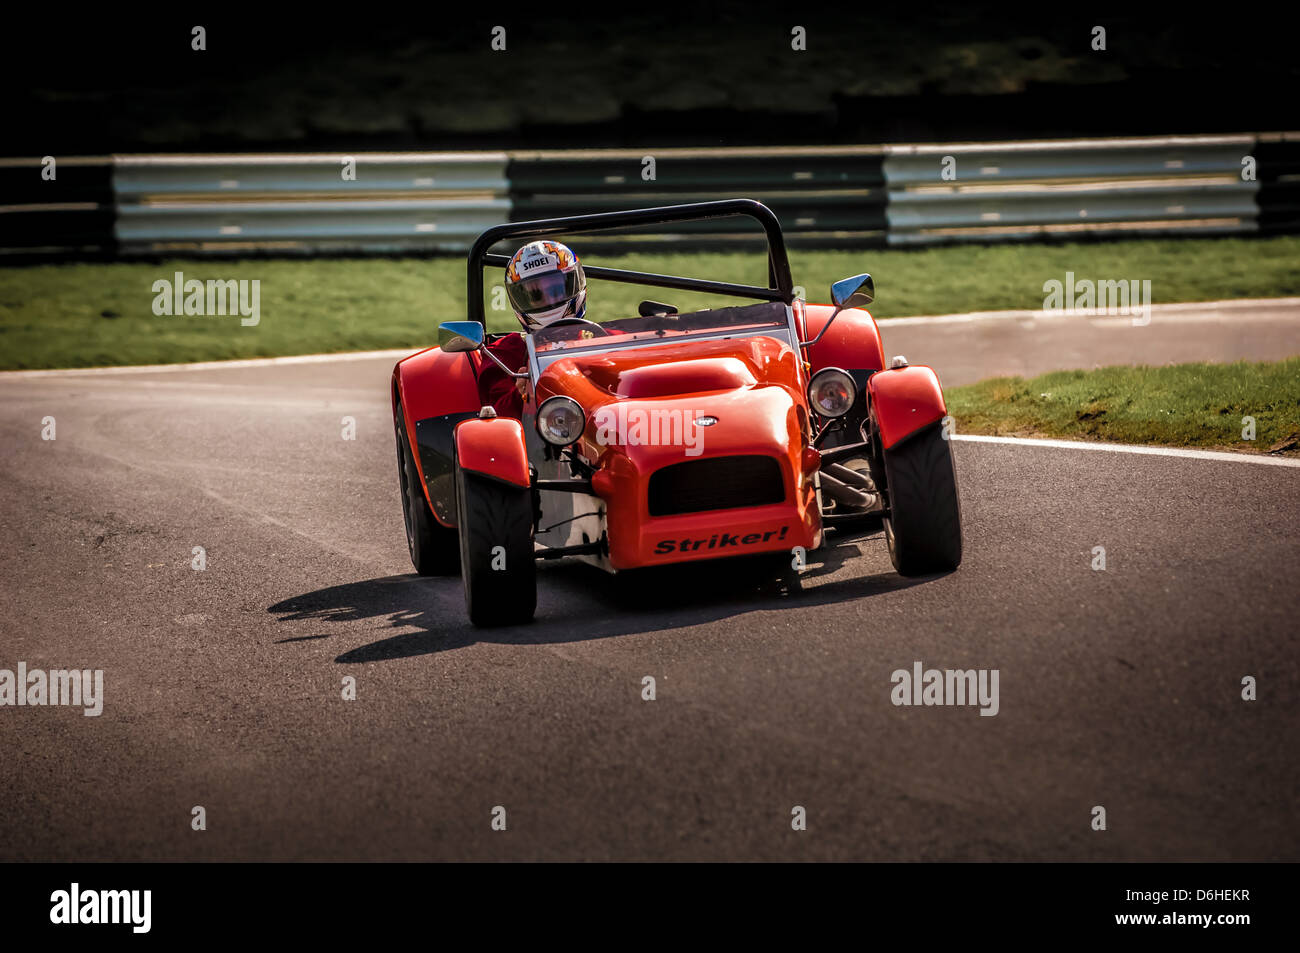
xmin=802 ymin=304 xmax=885 ymax=374
xmin=394 ymin=345 xmax=483 ymax=528
xmin=454 ymin=416 xmax=530 ymax=488
xmin=868 ymin=364 xmax=947 ymax=450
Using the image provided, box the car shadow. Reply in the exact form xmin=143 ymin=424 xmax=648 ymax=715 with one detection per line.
xmin=267 ymin=522 xmax=942 ymax=663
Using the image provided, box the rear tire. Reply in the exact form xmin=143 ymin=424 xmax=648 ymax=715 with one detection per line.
xmin=395 ymin=403 xmax=459 ymax=575
xmin=456 ymin=466 xmax=537 ymax=626
xmin=880 ymin=423 xmax=962 ymax=575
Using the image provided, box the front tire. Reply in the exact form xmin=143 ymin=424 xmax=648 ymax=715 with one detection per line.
xmin=880 ymin=423 xmax=962 ymax=575
xmin=456 ymin=465 xmax=537 ymax=626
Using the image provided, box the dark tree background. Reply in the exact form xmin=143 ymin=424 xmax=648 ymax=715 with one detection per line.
xmin=3 ymin=2 xmax=1295 ymax=155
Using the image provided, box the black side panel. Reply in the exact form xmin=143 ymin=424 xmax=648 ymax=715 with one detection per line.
xmin=0 ymin=206 xmax=115 ymax=249
xmin=1256 ymin=141 xmax=1300 ymax=234
xmin=0 ymin=160 xmax=114 ymax=205
xmin=0 ymin=159 xmax=116 ymax=255
xmin=415 ymin=412 xmax=477 ymax=525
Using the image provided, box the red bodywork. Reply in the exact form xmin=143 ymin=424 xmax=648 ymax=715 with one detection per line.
xmin=454 ymin=416 xmax=530 ymax=487
xmin=868 ymin=365 xmax=948 ymax=449
xmin=392 ymin=345 xmax=482 ymax=527
xmin=392 ymin=344 xmax=478 ymax=426
xmin=799 ymin=301 xmax=886 ymax=375
xmin=536 ymin=335 xmax=821 ymax=569
xmin=392 ymin=343 xmax=533 ymax=507
xmin=800 ymin=299 xmax=948 ymax=446
xmin=392 ymin=297 xmax=938 ymax=569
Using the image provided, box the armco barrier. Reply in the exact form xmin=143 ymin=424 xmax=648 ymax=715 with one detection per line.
xmin=507 ymin=146 xmax=887 ymax=246
xmin=880 ymin=135 xmax=1269 ymax=244
xmin=1 ymin=135 xmax=1296 ymax=256
xmin=113 ymin=152 xmax=510 ymax=196
xmin=114 ymin=198 xmax=512 ymax=250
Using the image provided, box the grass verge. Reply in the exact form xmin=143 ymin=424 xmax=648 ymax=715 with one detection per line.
xmin=945 ymin=359 xmax=1300 ymax=455
xmin=0 ymin=235 xmax=1298 ymax=370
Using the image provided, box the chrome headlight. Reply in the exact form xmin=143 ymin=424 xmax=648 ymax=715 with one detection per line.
xmin=807 ymin=367 xmax=857 ymax=419
xmin=536 ymin=396 xmax=586 ymax=447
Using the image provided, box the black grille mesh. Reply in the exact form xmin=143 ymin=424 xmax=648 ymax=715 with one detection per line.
xmin=647 ymin=456 xmax=786 ymax=516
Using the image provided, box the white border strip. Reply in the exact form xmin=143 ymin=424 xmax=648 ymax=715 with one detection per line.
xmin=952 ymin=433 xmax=1300 ymax=468
xmin=876 ymin=297 xmax=1300 ymax=327
xmin=0 ymin=348 xmax=416 ymax=378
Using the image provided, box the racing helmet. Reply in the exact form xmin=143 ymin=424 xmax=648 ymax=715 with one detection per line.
xmin=504 ymin=240 xmax=587 ymax=330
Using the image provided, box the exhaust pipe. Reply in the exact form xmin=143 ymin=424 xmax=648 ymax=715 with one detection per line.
xmin=825 ymin=462 xmax=876 ymax=490
xmin=818 ymin=471 xmax=877 ymax=510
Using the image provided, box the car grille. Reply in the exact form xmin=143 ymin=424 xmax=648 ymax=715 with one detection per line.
xmin=647 ymin=455 xmax=786 ymax=516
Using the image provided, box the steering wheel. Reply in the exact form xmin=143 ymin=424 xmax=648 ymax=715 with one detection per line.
xmin=540 ymin=317 xmax=612 ymax=338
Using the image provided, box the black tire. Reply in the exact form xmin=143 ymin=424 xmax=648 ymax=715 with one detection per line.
xmin=395 ymin=403 xmax=459 ymax=575
xmin=456 ymin=466 xmax=537 ymax=626
xmin=880 ymin=423 xmax=962 ymax=575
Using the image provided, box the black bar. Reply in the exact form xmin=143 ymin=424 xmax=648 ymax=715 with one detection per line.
xmin=1255 ymin=140 xmax=1300 ymax=180
xmin=4 ymin=861 xmax=1279 ymax=940
xmin=1253 ymin=141 xmax=1300 ymax=234
xmin=509 ymin=195 xmax=888 ymax=232
xmin=506 ymin=153 xmax=888 ymax=192
xmin=483 ymin=253 xmax=786 ymax=302
xmin=535 ymin=541 xmax=605 ymax=560
xmin=0 ymin=158 xmax=113 ymax=205
xmin=0 ymin=206 xmax=116 ymax=251
xmin=533 ymin=478 xmax=595 ymax=494
xmin=817 ymin=440 xmax=874 ymax=466
xmin=525 ymin=231 xmax=888 ymax=254
xmin=467 ymin=199 xmax=795 ymax=326
xmin=822 ymin=510 xmax=885 ymax=524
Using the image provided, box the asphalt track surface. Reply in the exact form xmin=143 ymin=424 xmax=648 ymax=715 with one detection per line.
xmin=1 ymin=300 xmax=1298 ymax=861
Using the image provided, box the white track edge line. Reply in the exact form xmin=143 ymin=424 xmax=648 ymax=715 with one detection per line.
xmin=951 ymin=433 xmax=1300 ymax=468
xmin=876 ymin=297 xmax=1300 ymax=326
xmin=1 ymin=348 xmax=416 ymax=378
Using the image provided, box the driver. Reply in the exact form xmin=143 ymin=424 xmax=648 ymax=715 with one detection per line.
xmin=477 ymin=240 xmax=589 ymax=420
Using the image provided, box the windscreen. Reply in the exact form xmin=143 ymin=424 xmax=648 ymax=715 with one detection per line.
xmin=531 ymin=301 xmax=790 ymax=354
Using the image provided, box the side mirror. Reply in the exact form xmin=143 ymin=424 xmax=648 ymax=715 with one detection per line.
xmin=438 ymin=321 xmax=485 ymax=353
xmin=831 ymin=273 xmax=874 ymax=309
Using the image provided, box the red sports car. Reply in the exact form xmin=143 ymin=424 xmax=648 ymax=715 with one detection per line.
xmin=393 ymin=200 xmax=961 ymax=626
